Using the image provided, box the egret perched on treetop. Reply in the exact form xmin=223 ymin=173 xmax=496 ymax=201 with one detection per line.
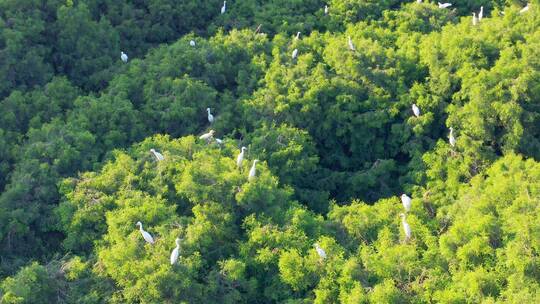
xmin=190 ymin=40 xmax=196 ymax=47
xmin=199 ymin=130 xmax=215 ymax=143
xmin=412 ymin=104 xmax=420 ymax=117
xmin=221 ymin=1 xmax=226 ymax=14
xmin=520 ymin=3 xmax=530 ymax=14
xmin=472 ymin=12 xmax=478 ymax=26
xmin=438 ymin=2 xmax=452 ymax=9
xmin=170 ymin=238 xmax=181 ymax=265
xmin=324 ymin=5 xmax=329 ymax=15
xmin=237 ymin=147 xmax=247 ymax=168
xmin=479 ymin=6 xmax=484 ymax=21
xmin=207 ymin=108 xmax=214 ymax=124
xmin=150 ymin=149 xmax=164 ymax=161
xmin=136 ymin=221 xmax=154 ymax=244
xmin=295 ymin=32 xmax=301 ymax=40
xmin=400 ymin=213 xmax=412 ymax=241
xmin=449 ymin=127 xmax=456 ymax=147
xmin=292 ymin=48 xmax=298 ymax=59
xmin=121 ymin=51 xmax=128 ymax=63
xmin=348 ymin=36 xmax=355 ymax=51
xmin=314 ymin=243 xmax=327 ymax=260
xmin=400 ymin=194 xmax=412 ymax=212
xmin=248 ymin=159 xmax=258 ymax=181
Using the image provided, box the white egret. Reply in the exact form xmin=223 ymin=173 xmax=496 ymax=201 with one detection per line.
xmin=206 ymin=108 xmax=214 ymax=124
xmin=400 ymin=194 xmax=412 ymax=212
xmin=417 ymin=0 xmax=422 ymax=3
xmin=472 ymin=12 xmax=478 ymax=26
xmin=190 ymin=40 xmax=196 ymax=47
xmin=199 ymin=130 xmax=215 ymax=143
xmin=221 ymin=1 xmax=226 ymax=14
xmin=150 ymin=148 xmax=165 ymax=161
xmin=215 ymin=138 xmax=223 ymax=145
xmin=412 ymin=104 xmax=420 ymax=117
xmin=314 ymin=243 xmax=327 ymax=260
xmin=248 ymin=159 xmax=258 ymax=181
xmin=237 ymin=147 xmax=247 ymax=168
xmin=324 ymin=5 xmax=329 ymax=15
xmin=479 ymin=6 xmax=484 ymax=21
xmin=295 ymin=32 xmax=301 ymax=40
xmin=121 ymin=51 xmax=128 ymax=63
xmin=170 ymin=238 xmax=181 ymax=265
xmin=348 ymin=36 xmax=355 ymax=51
xmin=292 ymin=48 xmax=298 ymax=59
xmin=449 ymin=127 xmax=456 ymax=147
xmin=400 ymin=213 xmax=412 ymax=241
xmin=136 ymin=221 xmax=154 ymax=244
xmin=520 ymin=3 xmax=530 ymax=14
xmin=438 ymin=2 xmax=452 ymax=9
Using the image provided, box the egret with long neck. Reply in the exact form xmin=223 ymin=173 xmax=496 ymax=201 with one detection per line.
xmin=207 ymin=108 xmax=214 ymax=123
xmin=170 ymin=238 xmax=181 ymax=265
xmin=449 ymin=127 xmax=456 ymax=147
xmin=348 ymin=36 xmax=355 ymax=51
xmin=237 ymin=147 xmax=247 ymax=168
xmin=248 ymin=159 xmax=259 ymax=181
xmin=400 ymin=213 xmax=412 ymax=242
xmin=136 ymin=221 xmax=154 ymax=244
xmin=221 ymin=1 xmax=226 ymax=14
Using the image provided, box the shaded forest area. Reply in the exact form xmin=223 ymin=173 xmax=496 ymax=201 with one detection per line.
xmin=0 ymin=0 xmax=539 ymax=303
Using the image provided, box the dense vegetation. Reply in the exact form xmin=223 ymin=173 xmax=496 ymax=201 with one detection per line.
xmin=1 ymin=0 xmax=539 ymax=303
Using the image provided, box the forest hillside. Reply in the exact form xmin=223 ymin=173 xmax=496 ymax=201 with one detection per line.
xmin=0 ymin=0 xmax=539 ymax=303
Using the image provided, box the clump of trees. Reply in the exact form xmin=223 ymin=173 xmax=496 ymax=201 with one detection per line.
xmin=1 ymin=0 xmax=539 ymax=303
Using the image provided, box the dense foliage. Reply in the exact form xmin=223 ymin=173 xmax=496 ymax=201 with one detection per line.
xmin=1 ymin=0 xmax=539 ymax=303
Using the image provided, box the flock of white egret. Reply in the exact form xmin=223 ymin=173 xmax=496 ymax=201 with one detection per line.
xmin=118 ymin=1 xmax=532 ymax=63
xmin=140 ymin=129 xmax=262 ymax=265
xmin=126 ymin=0 xmax=531 ymax=263
xmin=141 ymin=140 xmax=260 ymax=265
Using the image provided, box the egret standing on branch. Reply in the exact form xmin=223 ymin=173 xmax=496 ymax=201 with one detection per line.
xmin=449 ymin=127 xmax=456 ymax=147
xmin=221 ymin=1 xmax=226 ymax=14
xmin=400 ymin=194 xmax=412 ymax=212
xmin=348 ymin=36 xmax=355 ymax=51
xmin=199 ymin=130 xmax=215 ymax=143
xmin=438 ymin=2 xmax=452 ymax=9
xmin=150 ymin=149 xmax=164 ymax=161
xmin=479 ymin=6 xmax=484 ymax=21
xmin=136 ymin=221 xmax=154 ymax=244
xmin=314 ymin=243 xmax=327 ymax=260
xmin=295 ymin=32 xmax=301 ymax=40
xmin=472 ymin=12 xmax=478 ymax=26
xmin=237 ymin=147 xmax=247 ymax=168
xmin=207 ymin=108 xmax=214 ymax=124
xmin=170 ymin=238 xmax=181 ymax=265
xmin=400 ymin=214 xmax=412 ymax=242
xmin=324 ymin=5 xmax=329 ymax=15
xmin=121 ymin=51 xmax=128 ymax=63
xmin=248 ymin=159 xmax=258 ymax=181
xmin=412 ymin=104 xmax=420 ymax=117
xmin=190 ymin=40 xmax=196 ymax=47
